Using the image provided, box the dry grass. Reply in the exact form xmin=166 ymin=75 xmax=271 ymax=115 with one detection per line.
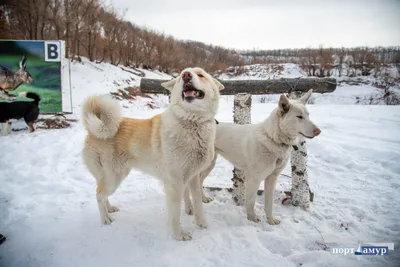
xmin=36 ymin=115 xmax=77 ymax=129
xmin=110 ymin=87 xmax=153 ymax=101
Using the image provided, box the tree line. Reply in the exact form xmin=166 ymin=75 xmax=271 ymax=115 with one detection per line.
xmin=0 ymin=0 xmax=244 ymax=72
xmin=242 ymin=46 xmax=400 ymax=77
xmin=1 ymin=0 xmax=399 ymax=76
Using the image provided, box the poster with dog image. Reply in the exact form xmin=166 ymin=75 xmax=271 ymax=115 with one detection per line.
xmin=0 ymin=40 xmax=63 ymax=113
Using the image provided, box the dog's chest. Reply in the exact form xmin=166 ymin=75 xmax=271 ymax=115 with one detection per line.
xmin=163 ymin=123 xmax=215 ymax=174
xmin=275 ymin=153 xmax=289 ymax=168
xmin=173 ymin=125 xmax=213 ymax=154
xmin=259 ymin=145 xmax=290 ymax=167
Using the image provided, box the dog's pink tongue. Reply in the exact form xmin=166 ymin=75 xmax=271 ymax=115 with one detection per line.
xmin=184 ymin=90 xmax=196 ymax=97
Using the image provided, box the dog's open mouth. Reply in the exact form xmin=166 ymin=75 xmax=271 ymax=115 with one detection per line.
xmin=182 ymin=84 xmax=205 ymax=102
xmin=299 ymin=132 xmax=314 ymax=139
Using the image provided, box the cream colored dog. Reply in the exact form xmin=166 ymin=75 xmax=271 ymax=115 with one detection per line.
xmin=184 ymin=90 xmax=321 ymax=225
xmin=81 ymin=67 xmax=224 ymax=241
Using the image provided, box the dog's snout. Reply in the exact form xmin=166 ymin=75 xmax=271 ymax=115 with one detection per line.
xmin=182 ymin=71 xmax=192 ymax=83
xmin=313 ymin=128 xmax=321 ymax=136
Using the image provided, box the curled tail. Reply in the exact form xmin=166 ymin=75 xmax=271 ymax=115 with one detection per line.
xmin=18 ymin=92 xmax=40 ymax=105
xmin=82 ymin=95 xmax=122 ymax=140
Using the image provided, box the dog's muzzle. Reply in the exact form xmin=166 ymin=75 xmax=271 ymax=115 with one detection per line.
xmin=182 ymin=83 xmax=205 ymax=102
xmin=299 ymin=132 xmax=314 ymax=139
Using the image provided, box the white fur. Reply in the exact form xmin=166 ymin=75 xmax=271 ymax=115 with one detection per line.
xmin=82 ymin=67 xmax=224 ymax=241
xmin=185 ymin=89 xmax=320 ymax=225
xmin=1 ymin=119 xmax=19 ymax=136
xmin=82 ymin=94 xmax=123 ymax=140
xmin=1 ymin=123 xmax=9 ymax=136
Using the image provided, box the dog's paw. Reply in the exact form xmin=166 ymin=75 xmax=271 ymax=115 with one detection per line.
xmin=267 ymin=217 xmax=281 ymax=225
xmin=101 ymin=213 xmax=114 ymax=225
xmin=174 ymin=231 xmax=192 ymax=241
xmin=195 ymin=218 xmax=207 ymax=229
xmin=202 ymin=196 xmax=214 ymax=203
xmin=185 ymin=204 xmax=193 ymax=215
xmin=107 ymin=205 xmax=120 ymax=213
xmin=247 ymin=214 xmax=261 ymax=223
xmin=301 ymin=203 xmax=310 ymax=211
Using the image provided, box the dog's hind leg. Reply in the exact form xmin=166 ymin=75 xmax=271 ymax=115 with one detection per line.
xmin=96 ymin=181 xmax=119 ymax=224
xmin=96 ymin=183 xmax=112 ymax=224
xmin=24 ymin=109 xmax=39 ymax=133
xmin=27 ymin=122 xmax=35 ymax=133
xmin=97 ymin=166 xmax=130 ymax=224
xmin=106 ymin=200 xmax=120 ymax=213
xmin=83 ymin=150 xmax=126 ymax=224
xmin=183 ymin=187 xmax=193 ymax=215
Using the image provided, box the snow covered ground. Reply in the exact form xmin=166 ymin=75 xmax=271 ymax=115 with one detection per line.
xmin=1 ymin=60 xmax=400 ymax=267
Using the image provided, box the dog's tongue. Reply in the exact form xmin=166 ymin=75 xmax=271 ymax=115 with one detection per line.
xmin=184 ymin=90 xmax=196 ymax=97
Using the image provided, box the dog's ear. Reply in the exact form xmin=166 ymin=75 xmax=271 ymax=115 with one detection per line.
xmin=161 ymin=78 xmax=176 ymax=92
xmin=299 ymin=89 xmax=313 ymax=105
xmin=278 ymin=94 xmax=290 ymax=114
xmin=213 ymin=78 xmax=225 ymax=91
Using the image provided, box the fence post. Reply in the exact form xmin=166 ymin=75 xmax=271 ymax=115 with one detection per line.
xmin=287 ymin=91 xmax=311 ymax=209
xmin=231 ymin=93 xmax=252 ymax=205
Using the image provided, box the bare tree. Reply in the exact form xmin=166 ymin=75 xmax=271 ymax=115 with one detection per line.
xmin=394 ymin=51 xmax=400 ymax=75
xmin=47 ymin=0 xmax=64 ymax=40
xmin=81 ymin=1 xmax=100 ymax=61
xmin=336 ymin=47 xmax=346 ymax=77
xmin=2 ymin=0 xmax=399 ymax=75
xmin=373 ymin=67 xmax=400 ymax=105
xmin=0 ymin=7 xmax=11 ymax=39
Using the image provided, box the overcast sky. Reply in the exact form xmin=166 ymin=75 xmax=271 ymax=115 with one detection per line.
xmin=109 ymin=0 xmax=400 ymax=50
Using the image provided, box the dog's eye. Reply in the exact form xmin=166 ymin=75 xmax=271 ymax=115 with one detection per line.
xmin=297 ymin=116 xmax=303 ymax=119
xmin=197 ymin=74 xmax=204 ymax=78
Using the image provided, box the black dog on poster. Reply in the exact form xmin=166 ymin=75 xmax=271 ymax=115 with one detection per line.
xmin=0 ymin=92 xmax=41 ymax=135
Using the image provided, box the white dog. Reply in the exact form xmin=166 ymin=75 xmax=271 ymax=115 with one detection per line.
xmin=81 ymin=67 xmax=224 ymax=241
xmin=184 ymin=89 xmax=320 ymax=225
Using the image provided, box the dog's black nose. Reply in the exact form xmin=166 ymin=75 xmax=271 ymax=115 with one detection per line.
xmin=182 ymin=71 xmax=192 ymax=83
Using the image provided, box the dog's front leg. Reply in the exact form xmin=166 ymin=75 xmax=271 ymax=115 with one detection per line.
xmin=188 ymin=175 xmax=207 ymax=228
xmin=264 ymin=170 xmax=281 ymax=225
xmin=164 ymin=181 xmax=192 ymax=241
xmin=199 ymin=152 xmax=218 ymax=203
xmin=1 ymin=123 xmax=9 ymax=136
xmin=245 ymin=172 xmax=264 ymax=223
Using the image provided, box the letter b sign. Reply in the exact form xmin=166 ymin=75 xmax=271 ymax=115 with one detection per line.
xmin=44 ymin=41 xmax=61 ymax=62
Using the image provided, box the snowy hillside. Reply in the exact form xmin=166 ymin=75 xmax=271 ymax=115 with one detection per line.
xmin=62 ymin=59 xmax=400 ymax=114
xmin=1 ymin=59 xmax=400 ymax=267
xmin=217 ymin=63 xmax=400 ymax=105
xmin=62 ymin=57 xmax=172 ymax=116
